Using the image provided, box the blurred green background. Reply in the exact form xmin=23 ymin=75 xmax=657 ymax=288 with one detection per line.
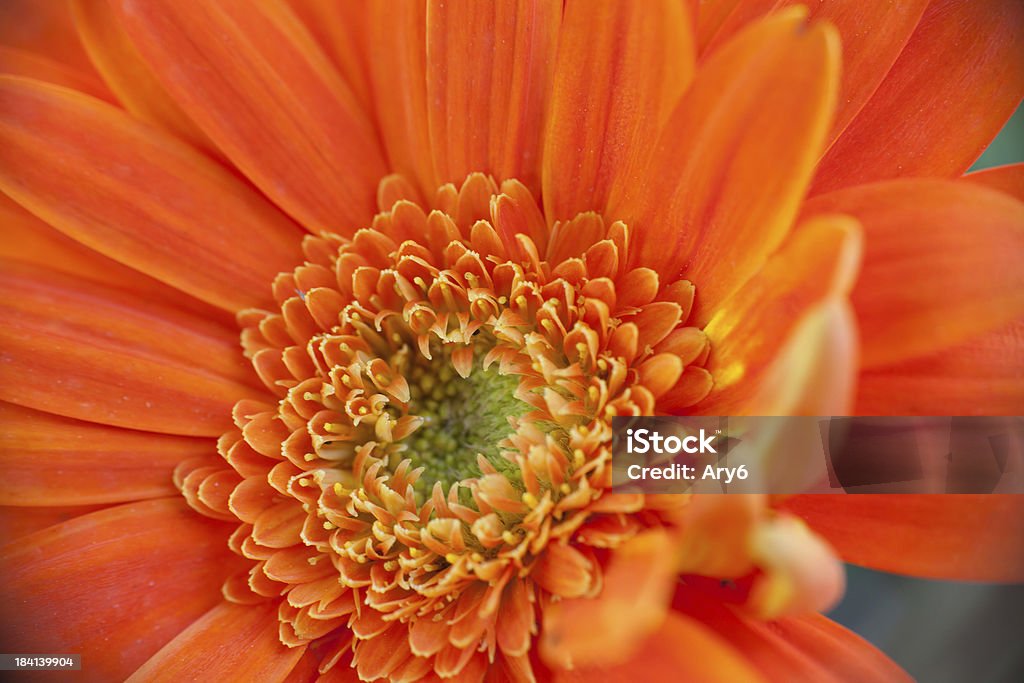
xmin=828 ymin=104 xmax=1024 ymax=683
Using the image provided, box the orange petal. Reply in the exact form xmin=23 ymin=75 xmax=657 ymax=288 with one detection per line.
xmin=70 ymin=0 xmax=217 ymax=155
xmin=0 ymin=503 xmax=106 ymax=545
xmin=699 ymin=0 xmax=930 ymax=148
xmin=367 ymin=1 xmax=435 ymax=195
xmin=782 ymin=495 xmax=1024 ymax=582
xmin=611 ymin=8 xmax=839 ymax=321
xmin=771 ymin=613 xmax=913 ymax=683
xmin=0 ymin=193 xmax=229 ymax=323
xmin=551 ymin=611 xmax=765 ymax=683
xmin=286 ymin=0 xmax=374 ymax=117
xmin=0 ymin=76 xmax=305 ymax=312
xmin=542 ymin=0 xmax=694 ymax=223
xmin=0 ymin=402 xmax=214 ymax=506
xmin=0 ymin=499 xmax=241 ymax=682
xmin=804 ymin=179 xmax=1024 ymax=368
xmin=963 ymin=162 xmax=1024 ymax=203
xmin=856 ymin=318 xmax=1024 ymax=415
xmin=109 ymin=0 xmax=387 ymax=234
xmin=128 ymin=601 xmax=306 ymax=682
xmin=0 ymin=44 xmax=113 ymax=101
xmin=426 ymin=0 xmax=561 ymax=194
xmin=0 ymin=0 xmax=96 ymax=76
xmin=697 ymin=215 xmax=862 ymax=415
xmin=541 ymin=531 xmax=678 ymax=669
xmin=813 ymin=0 xmax=1024 ymax=193
xmin=673 ymin=590 xmax=843 ymax=683
xmin=0 ymin=263 xmax=265 ymax=436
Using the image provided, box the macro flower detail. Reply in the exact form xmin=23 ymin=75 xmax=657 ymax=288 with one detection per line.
xmin=0 ymin=1 xmax=1022 ymax=682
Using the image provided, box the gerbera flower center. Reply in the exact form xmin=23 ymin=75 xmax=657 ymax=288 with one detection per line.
xmin=186 ymin=173 xmax=715 ymax=678
xmin=401 ymin=343 xmax=528 ymax=496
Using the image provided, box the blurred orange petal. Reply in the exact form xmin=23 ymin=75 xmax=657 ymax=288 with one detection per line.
xmin=857 ymin=319 xmax=1024 ymax=415
xmin=783 ymin=495 xmax=1024 ymax=582
xmin=805 ymin=179 xmax=1024 ymax=368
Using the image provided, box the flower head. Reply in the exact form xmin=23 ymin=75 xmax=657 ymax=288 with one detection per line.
xmin=0 ymin=1 xmax=1022 ymax=682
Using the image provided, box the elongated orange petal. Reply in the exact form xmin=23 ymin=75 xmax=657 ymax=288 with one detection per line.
xmin=0 ymin=0 xmax=95 ymax=75
xmin=0 ymin=76 xmax=305 ymax=311
xmin=367 ymin=1 xmax=435 ymax=195
xmin=813 ymin=0 xmax=1024 ymax=193
xmin=542 ymin=0 xmax=694 ymax=223
xmin=783 ymin=495 xmax=1024 ymax=582
xmin=127 ymin=602 xmax=306 ymax=683
xmin=552 ymin=611 xmax=765 ymax=683
xmin=964 ymin=162 xmax=1024 ymax=203
xmin=611 ymin=9 xmax=839 ymax=321
xmin=0 ymin=402 xmax=212 ymax=506
xmin=0 ymin=44 xmax=113 ymax=101
xmin=0 ymin=263 xmax=265 ymax=436
xmin=0 ymin=499 xmax=241 ymax=682
xmin=0 ymin=503 xmax=106 ymax=545
xmin=70 ymin=0 xmax=216 ymax=155
xmin=672 ymin=591 xmax=843 ymax=683
xmin=697 ymin=215 xmax=861 ymax=415
xmin=426 ymin=0 xmax=560 ymax=194
xmin=772 ymin=613 xmax=914 ymax=683
xmin=700 ymin=0 xmax=929 ymax=148
xmin=804 ymin=179 xmax=1024 ymax=368
xmin=0 ymin=193 xmax=229 ymax=323
xmin=109 ymin=0 xmax=387 ymax=234
xmin=857 ymin=319 xmax=1024 ymax=415
xmin=286 ymin=0 xmax=374 ymax=117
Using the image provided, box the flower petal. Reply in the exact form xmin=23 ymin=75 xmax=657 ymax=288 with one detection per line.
xmin=70 ymin=0 xmax=217 ymax=155
xmin=697 ymin=215 xmax=862 ymax=415
xmin=0 ymin=263 xmax=265 ymax=436
xmin=541 ymin=530 xmax=678 ymax=668
xmin=963 ymin=162 xmax=1024 ymax=203
xmin=0 ymin=499 xmax=240 ymax=682
xmin=426 ymin=0 xmax=561 ymax=194
xmin=0 ymin=193 xmax=229 ymax=322
xmin=611 ymin=8 xmax=839 ymax=321
xmin=0 ymin=76 xmax=305 ymax=312
xmin=128 ymin=601 xmax=305 ymax=683
xmin=698 ymin=0 xmax=930 ymax=147
xmin=813 ymin=0 xmax=1024 ymax=193
xmin=771 ymin=613 xmax=914 ymax=683
xmin=109 ymin=0 xmax=387 ymax=234
xmin=856 ymin=319 xmax=1024 ymax=415
xmin=0 ymin=44 xmax=113 ymax=101
xmin=542 ymin=0 xmax=694 ymax=223
xmin=0 ymin=0 xmax=96 ymax=75
xmin=551 ymin=611 xmax=765 ymax=682
xmin=0 ymin=402 xmax=213 ymax=506
xmin=783 ymin=495 xmax=1024 ymax=582
xmin=366 ymin=1 xmax=435 ymax=194
xmin=0 ymin=503 xmax=106 ymax=544
xmin=803 ymin=179 xmax=1024 ymax=368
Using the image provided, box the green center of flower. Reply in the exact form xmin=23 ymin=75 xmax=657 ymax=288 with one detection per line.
xmin=400 ymin=345 xmax=528 ymax=495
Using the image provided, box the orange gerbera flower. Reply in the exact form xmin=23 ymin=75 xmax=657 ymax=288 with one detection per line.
xmin=1 ymin=1 xmax=1023 ymax=681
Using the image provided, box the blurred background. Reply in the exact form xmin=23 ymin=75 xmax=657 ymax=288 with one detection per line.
xmin=827 ymin=105 xmax=1024 ymax=683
